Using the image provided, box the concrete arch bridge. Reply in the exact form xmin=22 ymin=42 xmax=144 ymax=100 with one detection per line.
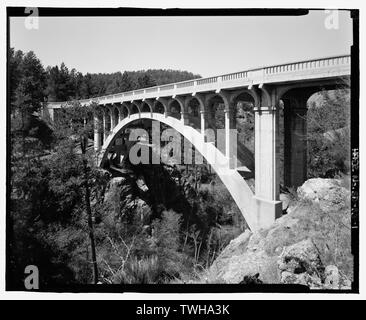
xmin=46 ymin=55 xmax=351 ymax=230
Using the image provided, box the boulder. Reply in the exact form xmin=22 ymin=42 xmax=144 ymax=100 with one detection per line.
xmin=278 ymin=238 xmax=324 ymax=288
xmin=279 ymin=193 xmax=292 ymax=212
xmin=278 ymin=238 xmax=323 ymax=275
xmin=208 ymin=178 xmax=352 ymax=289
xmin=324 ymin=265 xmax=340 ymax=289
xmin=297 ymin=178 xmax=349 ymax=213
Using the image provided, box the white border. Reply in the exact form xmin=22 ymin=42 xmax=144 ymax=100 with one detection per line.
xmin=1 ymin=0 xmax=364 ymax=300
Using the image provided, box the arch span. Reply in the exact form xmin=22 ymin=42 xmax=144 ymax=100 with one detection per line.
xmin=97 ymin=112 xmax=258 ymax=230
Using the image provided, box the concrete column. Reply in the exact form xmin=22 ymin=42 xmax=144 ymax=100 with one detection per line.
xmin=118 ymin=106 xmax=124 ymax=122
xmin=181 ymin=112 xmax=189 ymax=125
xmin=48 ymin=108 xmax=55 ymax=122
xmin=284 ymin=104 xmax=308 ymax=188
xmin=224 ymin=107 xmax=237 ymax=169
xmin=110 ymin=107 xmax=117 ymax=129
xmin=94 ymin=113 xmax=101 ymax=151
xmin=156 ymin=98 xmax=169 ymax=117
xmin=253 ymin=103 xmax=282 ymax=228
xmin=200 ymin=111 xmax=208 ymax=141
xmin=103 ymin=111 xmax=108 ymax=142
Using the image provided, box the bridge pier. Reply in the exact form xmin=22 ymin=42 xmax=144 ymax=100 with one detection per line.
xmin=117 ymin=105 xmax=124 ymax=122
xmin=102 ymin=112 xmax=107 ymax=142
xmin=103 ymin=109 xmax=112 ymax=142
xmin=93 ymin=113 xmax=101 ymax=151
xmin=181 ymin=112 xmax=189 ymax=125
xmin=109 ymin=105 xmax=118 ymax=129
xmin=253 ymin=102 xmax=282 ymax=229
xmin=200 ymin=110 xmax=208 ymax=140
xmin=283 ymin=94 xmax=308 ymax=188
xmin=224 ymin=107 xmax=237 ymax=169
xmin=47 ymin=108 xmax=54 ymax=121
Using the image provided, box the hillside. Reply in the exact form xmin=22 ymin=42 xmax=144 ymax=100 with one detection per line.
xmin=204 ymin=178 xmax=353 ymax=289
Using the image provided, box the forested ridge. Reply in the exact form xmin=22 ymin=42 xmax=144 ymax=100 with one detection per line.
xmin=10 ymin=48 xmax=201 ymax=103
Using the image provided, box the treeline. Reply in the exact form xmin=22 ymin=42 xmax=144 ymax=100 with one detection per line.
xmin=9 ymin=48 xmax=201 ymax=103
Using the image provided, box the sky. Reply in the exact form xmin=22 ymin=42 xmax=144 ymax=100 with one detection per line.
xmin=10 ymin=10 xmax=353 ymax=77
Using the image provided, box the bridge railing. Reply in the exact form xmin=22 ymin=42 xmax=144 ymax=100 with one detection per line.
xmin=46 ymin=54 xmax=351 ymax=109
xmin=264 ymin=55 xmax=351 ymax=75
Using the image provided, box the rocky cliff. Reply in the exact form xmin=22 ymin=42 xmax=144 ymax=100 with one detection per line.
xmin=208 ymin=178 xmax=353 ymax=289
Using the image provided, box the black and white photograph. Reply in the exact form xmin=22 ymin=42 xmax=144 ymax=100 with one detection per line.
xmin=1 ymin=1 xmax=364 ymax=303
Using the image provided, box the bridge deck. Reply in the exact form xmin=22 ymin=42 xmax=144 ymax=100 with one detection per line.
xmin=47 ymin=54 xmax=350 ymax=108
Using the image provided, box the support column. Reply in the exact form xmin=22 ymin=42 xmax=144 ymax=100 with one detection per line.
xmin=156 ymin=98 xmax=169 ymax=118
xmin=284 ymin=101 xmax=308 ymax=188
xmin=114 ymin=134 xmax=125 ymax=164
xmin=118 ymin=105 xmax=124 ymax=122
xmin=48 ymin=108 xmax=55 ymax=122
xmin=224 ymin=107 xmax=237 ymax=169
xmin=200 ymin=111 xmax=208 ymax=141
xmin=110 ymin=107 xmax=117 ymax=129
xmin=181 ymin=112 xmax=189 ymax=125
xmin=253 ymin=102 xmax=282 ymax=229
xmin=103 ymin=111 xmax=108 ymax=142
xmin=93 ymin=113 xmax=101 ymax=151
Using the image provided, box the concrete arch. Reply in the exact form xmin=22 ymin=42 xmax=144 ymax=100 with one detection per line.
xmin=277 ymin=82 xmax=350 ymax=189
xmin=191 ymin=93 xmax=207 ymax=113
xmin=120 ymin=103 xmax=130 ymax=118
xmin=102 ymin=106 xmax=111 ymax=118
xmin=204 ymin=93 xmax=226 ymax=130
xmin=170 ymin=96 xmax=185 ymax=112
xmin=130 ymin=102 xmax=141 ymax=115
xmin=107 ymin=104 xmax=119 ymax=128
xmin=275 ymin=80 xmax=346 ymax=103
xmin=205 ymin=92 xmax=228 ymax=110
xmin=140 ymin=101 xmax=153 ymax=112
xmin=153 ymin=100 xmax=167 ymax=114
xmin=185 ymin=96 xmax=200 ymax=117
xmin=230 ymin=89 xmax=259 ymax=107
xmin=141 ymin=99 xmax=155 ymax=113
xmin=98 ymin=112 xmax=258 ymax=230
xmin=168 ymin=99 xmax=182 ymax=119
xmin=114 ymin=104 xmax=124 ymax=122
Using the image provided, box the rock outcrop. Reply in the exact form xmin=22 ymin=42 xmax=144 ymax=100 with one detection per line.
xmin=208 ymin=178 xmax=352 ymax=289
xmin=103 ymin=175 xmax=152 ymax=224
